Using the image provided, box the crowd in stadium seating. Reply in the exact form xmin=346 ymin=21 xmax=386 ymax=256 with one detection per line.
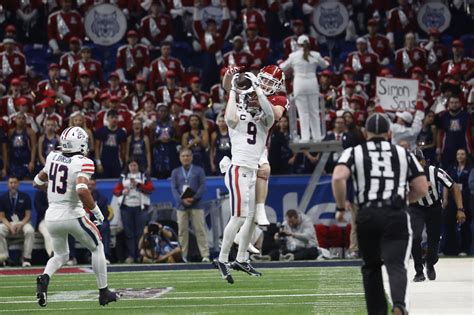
xmin=0 ymin=0 xmax=472 ymax=181
xmin=0 ymin=1 xmax=473 ymax=263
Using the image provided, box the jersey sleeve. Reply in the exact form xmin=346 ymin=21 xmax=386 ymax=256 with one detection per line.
xmin=336 ymin=147 xmax=354 ymax=168
xmin=407 ymin=152 xmax=425 ymax=181
xmin=436 ymin=167 xmax=454 ymax=189
xmin=75 ymin=157 xmax=95 ymax=179
xmin=269 ymin=95 xmax=290 ymax=111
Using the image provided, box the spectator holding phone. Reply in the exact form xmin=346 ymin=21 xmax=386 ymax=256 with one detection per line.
xmin=171 ymin=148 xmax=209 ymax=262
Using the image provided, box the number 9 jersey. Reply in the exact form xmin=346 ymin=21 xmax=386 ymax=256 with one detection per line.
xmin=42 ymin=150 xmax=96 ymax=221
xmin=229 ymin=110 xmax=272 ymax=170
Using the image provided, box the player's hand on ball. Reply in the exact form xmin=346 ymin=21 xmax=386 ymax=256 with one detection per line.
xmin=244 ymin=72 xmax=259 ymax=88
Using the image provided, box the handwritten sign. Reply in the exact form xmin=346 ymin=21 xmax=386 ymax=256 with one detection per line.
xmin=376 ymin=77 xmax=418 ymax=111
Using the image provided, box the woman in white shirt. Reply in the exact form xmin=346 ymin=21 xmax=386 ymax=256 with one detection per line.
xmin=280 ymin=35 xmax=330 ymax=142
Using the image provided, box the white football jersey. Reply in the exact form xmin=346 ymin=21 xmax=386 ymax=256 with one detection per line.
xmin=43 ymin=151 xmax=95 ymax=221
xmin=229 ymin=110 xmax=271 ymax=169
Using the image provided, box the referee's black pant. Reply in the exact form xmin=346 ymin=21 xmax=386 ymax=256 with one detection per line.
xmin=357 ymin=206 xmax=412 ymax=315
xmin=408 ymin=204 xmax=442 ymax=274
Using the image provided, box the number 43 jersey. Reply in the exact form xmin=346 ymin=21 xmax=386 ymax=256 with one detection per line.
xmin=229 ymin=110 xmax=272 ymax=170
xmin=43 ymin=151 xmax=95 ymax=221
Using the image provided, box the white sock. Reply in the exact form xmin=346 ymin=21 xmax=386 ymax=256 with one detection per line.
xmin=219 ymin=217 xmax=245 ymax=263
xmin=256 ymin=203 xmax=265 ymax=213
xmin=91 ymin=243 xmax=108 ymax=289
xmin=44 ymin=253 xmax=69 ymax=277
xmin=236 ymin=217 xmax=257 ymax=262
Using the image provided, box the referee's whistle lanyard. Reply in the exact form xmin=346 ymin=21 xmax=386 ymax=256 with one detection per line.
xmin=182 ymin=165 xmax=193 ymax=184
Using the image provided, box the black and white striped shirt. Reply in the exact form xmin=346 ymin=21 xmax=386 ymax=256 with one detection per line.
xmin=417 ymin=165 xmax=454 ymax=207
xmin=337 ymin=139 xmax=425 ymax=206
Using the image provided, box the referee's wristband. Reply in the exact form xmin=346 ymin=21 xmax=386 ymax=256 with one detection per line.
xmin=336 ymin=207 xmax=345 ymax=212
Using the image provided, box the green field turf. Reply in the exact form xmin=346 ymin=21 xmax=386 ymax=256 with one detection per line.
xmin=0 ymin=266 xmax=368 ymax=314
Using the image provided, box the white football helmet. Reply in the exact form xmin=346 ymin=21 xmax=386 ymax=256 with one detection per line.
xmin=60 ymin=126 xmax=89 ymax=155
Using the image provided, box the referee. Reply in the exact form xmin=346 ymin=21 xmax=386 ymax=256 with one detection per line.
xmin=332 ymin=113 xmax=428 ymax=315
xmin=410 ymin=149 xmax=465 ymax=282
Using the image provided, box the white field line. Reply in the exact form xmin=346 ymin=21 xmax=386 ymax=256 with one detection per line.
xmin=0 ymin=292 xmax=364 ymax=305
xmin=0 ymin=287 xmax=364 ymax=300
xmin=0 ymin=302 xmax=331 ymax=313
xmin=0 ymin=269 xmax=351 ymax=280
xmin=0 ymin=279 xmax=361 ymax=289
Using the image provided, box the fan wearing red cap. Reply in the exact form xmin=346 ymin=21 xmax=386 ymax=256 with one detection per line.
xmin=140 ymin=2 xmax=173 ymax=48
xmin=35 ymin=98 xmax=63 ymax=134
xmin=182 ymin=77 xmax=210 ymax=111
xmin=210 ymin=69 xmax=232 ymax=113
xmin=0 ymin=39 xmax=26 ymax=84
xmin=439 ymin=39 xmax=473 ymax=81
xmin=155 ymin=70 xmax=181 ymax=106
xmin=395 ymin=33 xmax=427 ymax=78
xmin=95 ymin=95 xmax=133 ymax=133
xmin=47 ymin=0 xmax=84 ymax=54
xmin=116 ymin=30 xmax=150 ymax=82
xmin=319 ymin=70 xmax=336 ymax=108
xmin=0 ymin=78 xmax=26 ymax=117
xmin=335 ymin=80 xmax=366 ymax=110
xmin=364 ymin=19 xmax=391 ymax=64
xmin=223 ymin=36 xmax=255 ymax=71
xmin=36 ymin=64 xmax=74 ymax=112
xmin=125 ymin=78 xmax=154 ymax=112
xmin=70 ymin=46 xmax=105 ymax=87
xmin=245 ymin=23 xmax=270 ymax=66
xmin=410 ymin=67 xmax=435 ymax=106
xmin=419 ymin=28 xmax=449 ymax=81
xmin=0 ymin=26 xmax=23 ymax=54
xmin=282 ymin=19 xmax=318 ymax=58
xmin=104 ymin=72 xmax=128 ymax=101
xmin=74 ymin=71 xmax=100 ymax=103
xmin=59 ymin=36 xmax=82 ymax=76
xmin=345 ymin=37 xmax=380 ymax=95
xmin=149 ymin=41 xmax=185 ymax=89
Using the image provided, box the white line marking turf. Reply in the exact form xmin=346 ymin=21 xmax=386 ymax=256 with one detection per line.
xmin=0 ymin=301 xmax=354 ymax=312
xmin=0 ymin=292 xmax=364 ymax=305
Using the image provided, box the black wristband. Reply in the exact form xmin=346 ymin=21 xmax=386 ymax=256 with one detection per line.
xmin=457 ymin=208 xmax=465 ymax=212
xmin=336 ymin=207 xmax=345 ymax=212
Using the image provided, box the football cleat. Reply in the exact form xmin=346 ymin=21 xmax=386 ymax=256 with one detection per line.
xmin=99 ymin=288 xmax=119 ymax=306
xmin=426 ymin=265 xmax=436 ymax=280
xmin=231 ymin=261 xmax=262 ymax=277
xmin=36 ymin=274 xmax=49 ymax=307
xmin=214 ymin=259 xmax=234 ymax=284
xmin=413 ymin=273 xmax=425 ymax=282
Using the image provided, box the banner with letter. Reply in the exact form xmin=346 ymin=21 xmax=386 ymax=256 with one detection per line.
xmin=85 ymin=3 xmax=127 ymax=46
xmin=376 ymin=76 xmax=419 ymax=111
xmin=312 ymin=1 xmax=349 ymax=37
xmin=417 ymin=2 xmax=451 ymax=34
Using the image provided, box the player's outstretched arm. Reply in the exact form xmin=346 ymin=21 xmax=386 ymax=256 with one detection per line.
xmin=33 ymin=171 xmax=49 ymax=192
xmin=222 ymin=66 xmax=243 ymax=93
xmin=224 ymin=89 xmax=239 ymax=129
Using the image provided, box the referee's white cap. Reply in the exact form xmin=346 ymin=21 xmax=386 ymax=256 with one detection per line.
xmin=365 ymin=113 xmax=390 ymax=135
